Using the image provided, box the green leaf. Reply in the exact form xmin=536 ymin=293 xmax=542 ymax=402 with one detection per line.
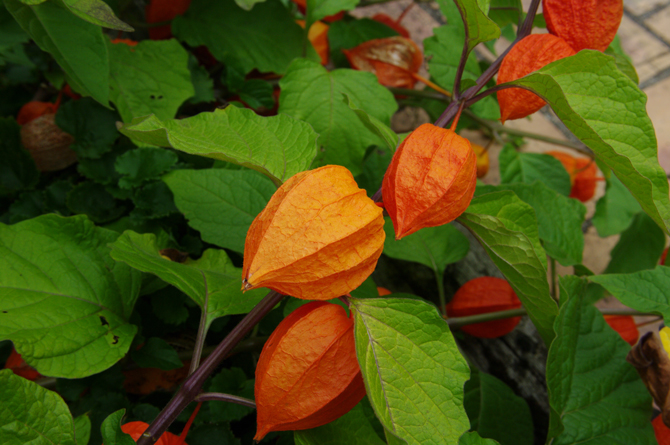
xmin=452 ymin=0 xmax=500 ymax=53
xmin=593 ymin=173 xmax=641 ymax=237
xmin=487 ymin=0 xmax=522 ymax=29
xmin=328 ymin=18 xmax=398 ymax=67
xmin=187 ymin=54 xmax=215 ymax=104
xmin=130 ymin=181 xmax=178 ymax=221
xmin=498 ymin=145 xmax=572 ymax=196
xmin=355 ymin=145 xmax=392 ymax=198
xmin=458 ymin=432 xmax=499 ymax=445
xmin=604 ymin=212 xmax=665 ymax=274
xmin=62 ymin=0 xmax=133 ymax=31
xmin=425 ymin=25 xmax=480 ymax=92
xmin=279 ymin=58 xmax=397 ymax=176
xmin=237 ymin=79 xmax=275 ymax=110
xmin=546 ymin=276 xmax=655 ymax=444
xmin=477 ymin=182 xmax=586 ymax=266
xmin=100 ymin=409 xmax=135 ymax=445
xmin=5 ymin=0 xmax=110 ymax=105
xmin=130 ymin=337 xmax=182 ymax=370
xmin=109 ymin=231 xmax=266 ymax=327
xmin=163 ymin=168 xmax=275 ymax=254
xmin=0 ymin=117 xmax=38 ymax=195
xmin=115 ymin=147 xmax=178 ymax=189
xmin=351 ymin=297 xmax=470 ymax=445
xmin=73 ymin=414 xmax=91 ymax=445
xmin=305 ymin=0 xmax=358 ymax=24
xmin=294 ymin=400 xmax=386 ymax=445
xmin=118 ymin=106 xmax=318 ymax=186
xmin=506 ymin=51 xmax=670 ymax=234
xmin=458 ymin=192 xmax=557 ymax=344
xmin=606 ymin=35 xmax=639 ymax=84
xmin=343 ymin=94 xmax=398 ymax=152
xmin=66 ymin=181 xmax=127 ymax=223
xmin=108 ymin=39 xmax=194 ymax=123
xmin=55 ymin=97 xmax=120 ymax=159
xmin=0 ymin=369 xmax=78 ymax=445
xmin=0 ymin=214 xmax=141 ymax=378
xmin=463 ymin=370 xmax=533 ymax=445
xmin=383 ymin=219 xmax=469 ymax=274
xmin=172 ymin=0 xmax=318 ymax=75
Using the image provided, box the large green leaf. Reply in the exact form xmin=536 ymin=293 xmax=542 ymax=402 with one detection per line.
xmin=163 ymin=168 xmax=275 ymax=254
xmin=118 ymin=106 xmax=318 ymax=186
xmin=172 ymin=0 xmax=317 ymax=75
xmin=477 ymin=182 xmax=586 ymax=266
xmin=108 ymin=39 xmax=194 ymax=123
xmin=604 ymin=212 xmax=665 ymax=274
xmin=343 ymin=94 xmax=398 ymax=152
xmin=457 ymin=192 xmax=557 ymax=344
xmin=279 ymin=58 xmax=397 ymax=176
xmin=0 ymin=215 xmax=141 ymax=378
xmin=593 ymin=173 xmax=641 ymax=237
xmin=498 ymin=145 xmax=572 ymax=196
xmin=351 ymin=297 xmax=470 ymax=445
xmin=506 ymin=51 xmax=670 ymax=234
xmin=109 ymin=231 xmax=266 ymax=327
xmin=0 ymin=369 xmax=78 ymax=445
xmin=546 ymin=276 xmax=655 ymax=444
xmin=62 ymin=0 xmax=133 ymax=31
xmin=382 ymin=219 xmax=469 ymax=275
xmin=5 ymin=0 xmax=109 ymax=105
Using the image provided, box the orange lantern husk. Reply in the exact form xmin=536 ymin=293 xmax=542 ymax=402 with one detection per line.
xmin=604 ymin=315 xmax=639 ymax=346
xmin=4 ymin=348 xmax=41 ymax=381
xmin=16 ymin=101 xmax=59 ymax=126
xmin=242 ymin=165 xmax=385 ymax=300
xmin=543 ymin=0 xmax=623 ymax=52
xmin=382 ymin=123 xmax=477 ymax=239
xmin=654 ymin=415 xmax=670 ymax=445
xmin=296 ymin=20 xmax=330 ymax=65
xmin=343 ymin=36 xmax=423 ymax=89
xmin=446 ymin=277 xmax=522 ymax=338
xmin=254 ymin=301 xmax=365 ymax=440
xmin=497 ymin=34 xmax=576 ymax=123
xmin=547 ymin=151 xmax=600 ymax=202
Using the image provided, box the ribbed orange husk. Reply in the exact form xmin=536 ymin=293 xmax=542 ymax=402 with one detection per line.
xmin=382 ymin=123 xmax=477 ymax=239
xmin=547 ymin=151 xmax=598 ymax=202
xmin=343 ymin=37 xmax=423 ymax=88
xmin=297 ymin=20 xmax=330 ymax=65
xmin=254 ymin=302 xmax=365 ymax=441
xmin=471 ymin=143 xmax=490 ymax=178
xmin=242 ymin=165 xmax=385 ymax=300
xmin=543 ymin=0 xmax=623 ymax=52
xmin=497 ymin=34 xmax=576 ymax=123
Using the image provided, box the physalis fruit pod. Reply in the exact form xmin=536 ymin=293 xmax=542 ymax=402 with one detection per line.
xmin=497 ymin=34 xmax=575 ymax=123
xmin=604 ymin=315 xmax=639 ymax=346
xmin=547 ymin=151 xmax=600 ymax=202
xmin=296 ymin=20 xmax=330 ymax=65
xmin=382 ymin=123 xmax=477 ymax=239
xmin=446 ymin=277 xmax=522 ymax=338
xmin=242 ymin=165 xmax=385 ymax=300
xmin=254 ymin=301 xmax=365 ymax=440
xmin=543 ymin=0 xmax=623 ymax=52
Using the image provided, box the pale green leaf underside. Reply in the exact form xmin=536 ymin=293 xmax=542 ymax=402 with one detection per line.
xmin=352 ymin=297 xmax=470 ymax=445
xmin=0 ymin=215 xmax=141 ymax=378
xmin=508 ymin=51 xmax=670 ymax=234
xmin=343 ymin=94 xmax=398 ymax=152
xmin=118 ymin=106 xmax=318 ymax=186
xmin=592 ymin=173 xmax=641 ymax=237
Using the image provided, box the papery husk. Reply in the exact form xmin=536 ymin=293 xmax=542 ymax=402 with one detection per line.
xmin=497 ymin=34 xmax=576 ymax=123
xmin=254 ymin=302 xmax=364 ymax=440
xmin=242 ymin=165 xmax=385 ymax=300
xmin=627 ymin=331 xmax=670 ymax=427
xmin=543 ymin=0 xmax=623 ymax=52
xmin=382 ymin=123 xmax=477 ymax=239
xmin=20 ymin=113 xmax=76 ymax=172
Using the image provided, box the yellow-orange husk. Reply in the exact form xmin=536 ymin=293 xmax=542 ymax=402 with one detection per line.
xmin=382 ymin=123 xmax=477 ymax=239
xmin=471 ymin=143 xmax=490 ymax=178
xmin=242 ymin=165 xmax=385 ymax=300
xmin=543 ymin=0 xmax=623 ymax=52
xmin=254 ymin=301 xmax=365 ymax=440
xmin=296 ymin=20 xmax=330 ymax=65
xmin=497 ymin=34 xmax=576 ymax=123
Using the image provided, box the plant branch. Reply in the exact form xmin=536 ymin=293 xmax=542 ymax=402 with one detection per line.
xmin=137 ymin=290 xmax=285 ymax=445
xmin=195 ymin=392 xmax=257 ymax=409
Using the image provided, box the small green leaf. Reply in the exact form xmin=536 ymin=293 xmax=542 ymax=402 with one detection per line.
xmin=118 ymin=106 xmax=318 ymax=186
xmin=130 ymin=181 xmax=178 ymax=221
xmin=187 ymin=54 xmax=215 ymax=104
xmin=498 ymin=145 xmax=572 ymax=196
xmin=458 ymin=432 xmax=500 ymax=445
xmin=66 ymin=181 xmax=127 ymax=223
xmin=73 ymin=414 xmax=91 ymax=445
xmin=506 ymin=51 xmax=670 ymax=234
xmin=108 ymin=39 xmax=194 ymax=123
xmin=100 ymin=409 xmax=135 ymax=445
xmin=109 ymin=231 xmax=267 ymax=327
xmin=351 ymin=297 xmax=470 ymax=445
xmin=61 ymin=0 xmax=133 ymax=31
xmin=458 ymin=191 xmax=557 ymax=345
xmin=163 ymin=168 xmax=275 ymax=254
xmin=130 ymin=337 xmax=182 ymax=370
xmin=604 ymin=212 xmax=665 ymax=274
xmin=452 ymin=0 xmax=501 ymax=53
xmin=0 ymin=117 xmax=38 ymax=195
xmin=546 ymin=276 xmax=655 ymax=444
xmin=383 ymin=219 xmax=469 ymax=274
xmin=0 ymin=215 xmax=141 ymax=378
xmin=237 ymin=79 xmax=275 ymax=110
xmin=55 ymin=97 xmax=120 ymax=159
xmin=328 ymin=18 xmax=398 ymax=67
xmin=593 ymin=173 xmax=641 ymax=237
xmin=343 ymin=94 xmax=398 ymax=152
xmin=487 ymin=0 xmax=522 ymax=30
xmin=279 ymin=58 xmax=397 ymax=176
xmin=5 ymin=0 xmax=110 ymax=105
xmin=206 ymin=368 xmax=254 ymax=422
xmin=115 ymin=147 xmax=178 ymax=189
xmin=305 ymin=0 xmax=358 ymax=25
xmin=425 ymin=25 xmax=480 ymax=92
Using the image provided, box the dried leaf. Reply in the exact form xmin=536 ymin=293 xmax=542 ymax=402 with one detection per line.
xmin=382 ymin=123 xmax=477 ymax=239
xmin=123 ymin=361 xmax=190 ymax=395
xmin=20 ymin=113 xmax=77 ymax=172
xmin=242 ymin=165 xmax=385 ymax=300
xmin=344 ymin=36 xmax=423 ymax=88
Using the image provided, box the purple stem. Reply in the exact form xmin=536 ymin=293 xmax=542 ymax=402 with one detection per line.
xmin=136 ymin=290 xmax=285 ymax=445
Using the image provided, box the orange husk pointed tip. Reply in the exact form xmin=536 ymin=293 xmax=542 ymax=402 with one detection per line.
xmin=343 ymin=36 xmax=423 ymax=89
xmin=382 ymin=123 xmax=477 ymax=239
xmin=242 ymin=165 xmax=385 ymax=300
xmin=254 ymin=302 xmax=364 ymax=441
xmin=497 ymin=34 xmax=576 ymax=123
xmin=543 ymin=0 xmax=623 ymax=52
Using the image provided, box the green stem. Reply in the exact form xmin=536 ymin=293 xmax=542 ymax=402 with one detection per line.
xmin=434 ymin=269 xmax=447 ymax=317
